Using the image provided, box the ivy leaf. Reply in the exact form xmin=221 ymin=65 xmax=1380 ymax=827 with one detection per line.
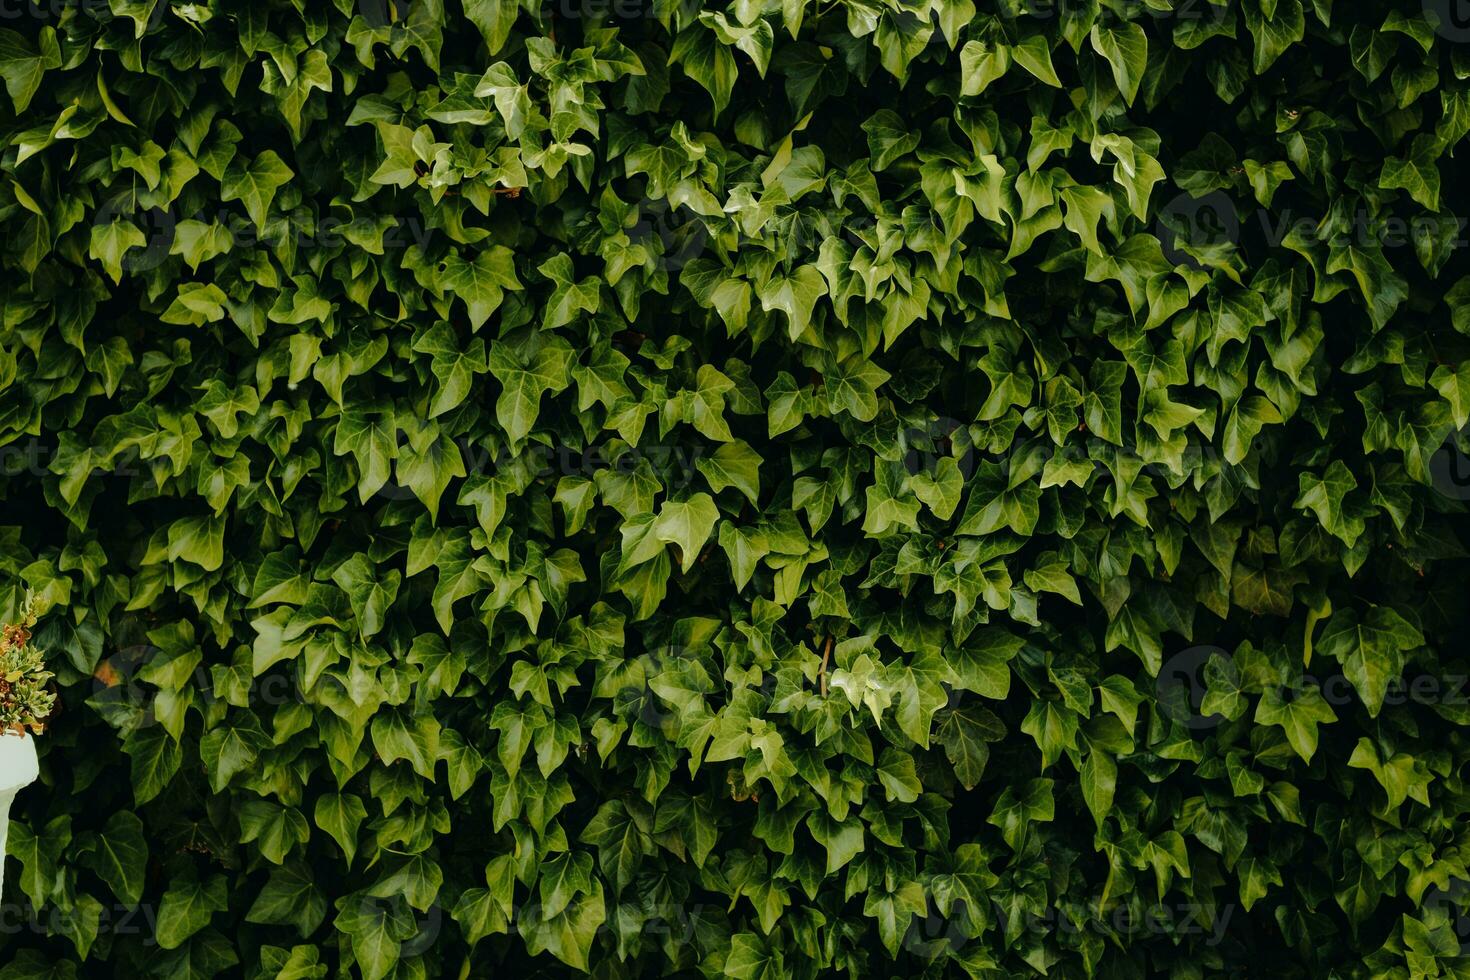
xmin=486 ymin=329 xmax=575 ymax=445
xmin=1080 ymin=751 xmax=1117 ymax=828
xmin=314 ymin=793 xmax=368 ymax=866
xmin=1253 ymin=684 xmax=1336 ymax=762
xmin=696 ymin=440 xmax=763 ymax=505
xmin=220 ymin=150 xmax=295 ymax=231
xmin=670 ymin=24 xmax=738 ymax=116
xmin=463 ymin=0 xmax=518 ymax=53
xmin=89 ymin=218 xmax=147 ymax=284
xmin=1020 ymin=700 xmax=1080 ymax=769
xmin=1379 ymin=136 xmax=1442 ymax=212
xmin=654 ymin=494 xmax=720 ymax=573
xmin=934 ymin=705 xmax=1003 ymax=790
xmin=826 ymin=355 xmax=890 ymax=422
xmin=1317 ymin=607 xmax=1423 ymax=716
xmin=156 ymin=874 xmax=229 ymax=950
xmin=1294 ymin=460 xmax=1365 ymax=548
xmin=0 ymin=27 xmax=59 ymax=114
xmin=539 ymin=253 xmax=602 ymax=330
xmin=987 ymin=778 xmax=1054 ymax=851
xmin=1090 ymin=23 xmax=1147 ymax=105
xmin=438 ymin=248 xmax=521 ymax=330
xmin=370 ymin=708 xmax=442 ymax=779
xmin=82 ymin=811 xmax=148 ymax=906
xmin=757 ymin=265 xmax=827 ymax=341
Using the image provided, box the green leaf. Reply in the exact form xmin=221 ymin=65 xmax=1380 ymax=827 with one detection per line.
xmin=826 ymin=356 xmax=890 ymax=422
xmin=247 ymin=863 xmax=328 ymax=936
xmin=934 ymin=705 xmax=1003 ymax=789
xmin=464 ymin=0 xmax=518 ymax=54
xmin=220 ymin=150 xmax=295 ymax=231
xmin=487 ymin=329 xmax=575 ymax=445
xmin=82 ymin=811 xmax=148 ymax=906
xmin=654 ymin=494 xmax=720 ymax=573
xmin=696 ymin=440 xmax=763 ymax=505
xmin=370 ymin=708 xmax=442 ymax=779
xmin=314 ymin=793 xmax=368 ymax=866
xmin=1090 ymin=23 xmax=1147 ymax=105
xmin=0 ymin=28 xmax=59 ymax=114
xmin=1253 ymin=683 xmax=1337 ymax=762
xmin=757 ymin=265 xmax=827 ymax=341
xmin=1317 ymin=607 xmax=1423 ymax=716
xmin=670 ymin=24 xmax=738 ymax=116
xmin=1294 ymin=460 xmax=1365 ymax=548
xmin=156 ymin=874 xmax=229 ymax=950
xmin=438 ymin=247 xmax=521 ymax=330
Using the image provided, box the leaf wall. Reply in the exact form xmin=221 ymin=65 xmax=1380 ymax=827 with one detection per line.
xmin=3 ymin=0 xmax=1470 ymax=977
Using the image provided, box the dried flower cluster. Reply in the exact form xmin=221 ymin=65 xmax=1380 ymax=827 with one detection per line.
xmin=0 ymin=594 xmax=54 ymax=735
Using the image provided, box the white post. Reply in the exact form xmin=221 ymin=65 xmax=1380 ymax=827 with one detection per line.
xmin=0 ymin=733 xmax=39 ymax=896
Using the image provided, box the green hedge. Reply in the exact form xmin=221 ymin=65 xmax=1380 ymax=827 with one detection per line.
xmin=4 ymin=0 xmax=1470 ymax=976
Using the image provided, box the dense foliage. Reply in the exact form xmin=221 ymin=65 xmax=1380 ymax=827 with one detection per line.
xmin=3 ymin=0 xmax=1470 ymax=975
